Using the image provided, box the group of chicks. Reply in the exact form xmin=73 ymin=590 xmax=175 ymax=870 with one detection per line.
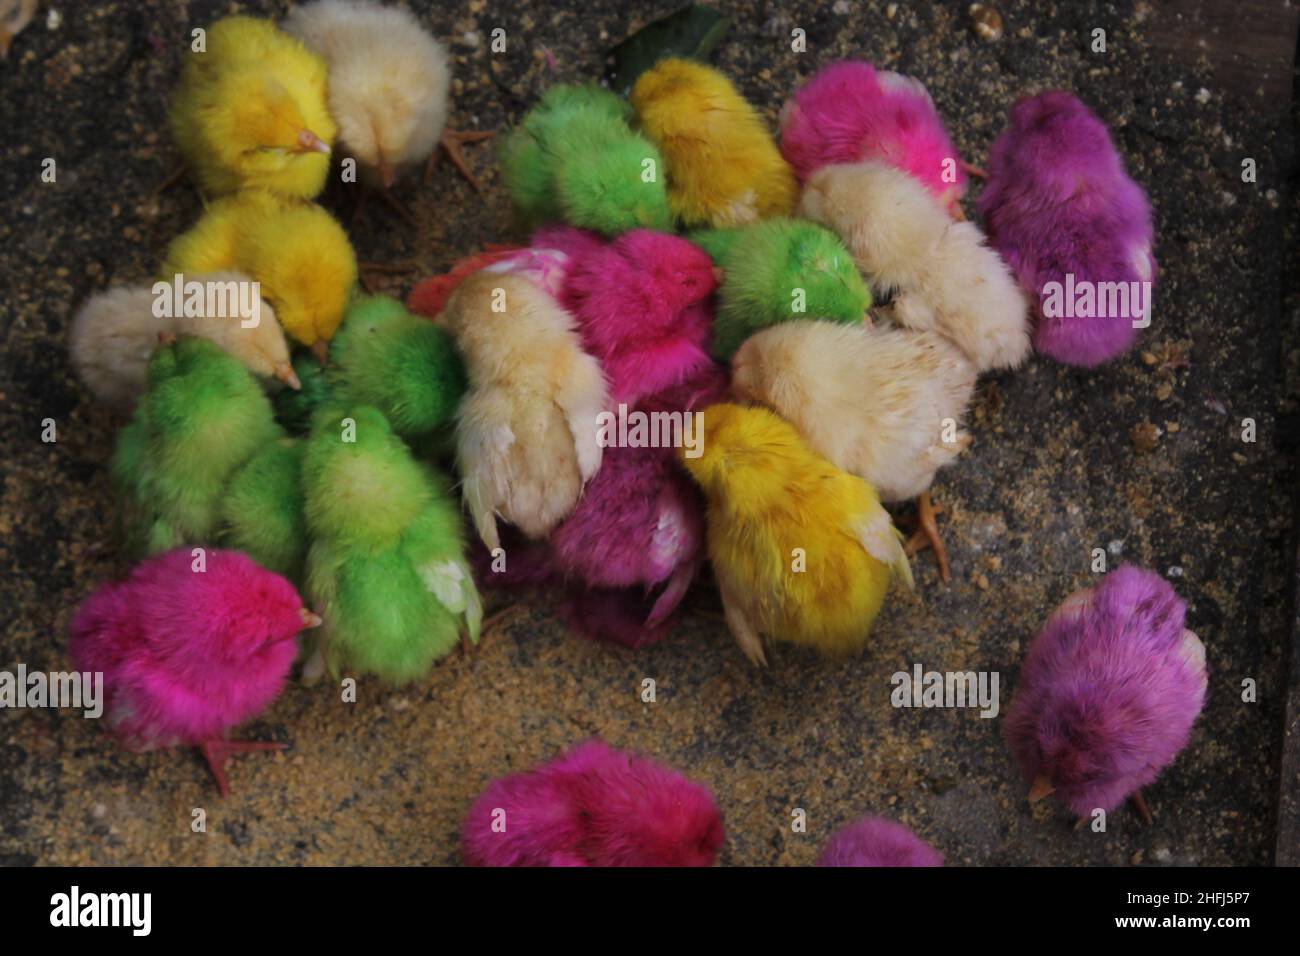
xmin=63 ymin=0 xmax=1205 ymax=864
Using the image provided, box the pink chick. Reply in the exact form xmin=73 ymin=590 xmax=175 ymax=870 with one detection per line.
xmin=461 ymin=739 xmax=725 ymax=866
xmin=780 ymin=61 xmax=969 ymax=216
xmin=817 ymin=816 xmax=944 ymax=867
xmin=538 ymin=225 xmax=720 ymax=407
xmin=978 ymin=91 xmax=1157 ymax=367
xmin=1003 ymin=565 xmax=1207 ymax=822
xmin=67 ymin=548 xmax=321 ymax=796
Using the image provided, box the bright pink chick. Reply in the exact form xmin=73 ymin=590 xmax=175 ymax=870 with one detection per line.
xmin=1003 ymin=565 xmax=1207 ymax=820
xmin=539 ymin=226 xmax=719 ymax=407
xmin=780 ymin=61 xmax=967 ymax=213
xmin=461 ymin=739 xmax=725 ymax=866
xmin=68 ymin=548 xmax=318 ymax=795
xmin=978 ymin=91 xmax=1156 ymax=367
xmin=817 ymin=816 xmax=944 ymax=867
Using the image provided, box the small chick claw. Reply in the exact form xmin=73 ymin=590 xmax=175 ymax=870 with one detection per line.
xmin=430 ymin=128 xmax=496 ymax=192
xmin=200 ymin=739 xmax=287 ymax=797
xmin=1131 ymin=789 xmax=1154 ymax=825
xmin=902 ymin=491 xmax=952 ymax=583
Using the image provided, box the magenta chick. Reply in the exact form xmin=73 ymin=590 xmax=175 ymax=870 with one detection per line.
xmin=978 ymin=91 xmax=1156 ymax=367
xmin=536 ymin=225 xmax=719 ymax=407
xmin=461 ymin=739 xmax=725 ymax=866
xmin=817 ymin=816 xmax=944 ymax=867
xmin=1003 ymin=565 xmax=1207 ymax=821
xmin=67 ymin=548 xmax=321 ymax=795
xmin=779 ymin=60 xmax=968 ymax=215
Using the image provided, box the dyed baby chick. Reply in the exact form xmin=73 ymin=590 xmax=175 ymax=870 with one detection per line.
xmin=541 ymin=226 xmax=718 ymax=406
xmin=283 ymin=0 xmax=492 ymax=192
xmin=817 ymin=816 xmax=944 ymax=867
xmin=303 ymin=406 xmax=481 ymax=683
xmin=68 ymin=548 xmax=320 ymax=795
xmin=160 ymin=190 xmax=358 ymax=357
xmin=70 ymin=272 xmax=298 ymax=411
xmin=169 ymin=16 xmax=334 ymax=199
xmin=406 ymin=246 xmax=523 ymax=319
xmin=630 ymin=58 xmax=797 ymax=228
xmin=434 ymin=269 xmax=609 ymax=550
xmin=979 ymin=91 xmax=1156 ymax=367
xmin=500 ymin=84 xmax=672 ymax=234
xmin=327 ymin=295 xmax=466 ymax=439
xmin=462 ymin=739 xmax=724 ymax=866
xmin=1004 ymin=565 xmax=1207 ymax=820
xmin=220 ymin=438 xmax=308 ymax=583
xmin=274 ymin=354 xmax=334 ymax=434
xmin=680 ymin=403 xmax=912 ymax=665
xmin=800 ymin=161 xmax=1030 ymax=373
xmin=691 ymin=218 xmax=871 ymax=359
xmin=112 ymin=338 xmax=285 ymax=556
xmin=780 ymin=61 xmax=968 ymax=215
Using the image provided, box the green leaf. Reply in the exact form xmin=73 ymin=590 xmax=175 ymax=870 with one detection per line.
xmin=605 ymin=5 xmax=730 ymax=96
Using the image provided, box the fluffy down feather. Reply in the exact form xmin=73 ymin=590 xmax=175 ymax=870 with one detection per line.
xmin=461 ymin=739 xmax=724 ymax=866
xmin=979 ymin=91 xmax=1156 ymax=367
xmin=67 ymin=548 xmax=306 ymax=750
xmin=631 ymin=58 xmax=796 ymax=228
xmin=220 ymin=437 xmax=308 ymax=583
xmin=817 ymin=816 xmax=944 ymax=867
xmin=69 ymin=273 xmax=296 ymax=409
xmin=406 ymin=246 xmax=523 ymax=320
xmin=302 ymin=406 xmax=482 ymax=683
xmin=168 ymin=16 xmax=335 ymax=199
xmin=679 ymin=403 xmax=912 ymax=665
xmin=283 ymin=0 xmax=451 ymax=188
xmin=1003 ymin=565 xmax=1207 ymax=817
xmin=780 ymin=61 xmax=967 ymax=212
xmin=160 ymin=190 xmax=357 ymax=350
xmin=731 ymin=320 xmax=975 ymax=502
xmin=434 ymin=270 xmax=608 ymax=550
xmin=691 ymin=218 xmax=870 ymax=359
xmin=800 ymin=161 xmax=1030 ymax=373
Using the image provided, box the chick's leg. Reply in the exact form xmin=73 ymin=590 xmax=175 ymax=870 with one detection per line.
xmin=1131 ymin=789 xmax=1154 ymax=825
xmin=430 ymin=128 xmax=496 ymax=192
xmin=200 ymin=739 xmax=287 ymax=797
xmin=902 ymin=491 xmax=951 ymax=584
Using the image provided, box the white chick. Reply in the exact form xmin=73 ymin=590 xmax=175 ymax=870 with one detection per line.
xmin=70 ymin=271 xmax=297 ymax=410
xmin=799 ymin=161 xmax=1030 ymax=373
xmin=283 ymin=0 xmax=492 ymax=192
xmin=731 ymin=319 xmax=976 ymax=582
xmin=434 ymin=269 xmax=608 ymax=550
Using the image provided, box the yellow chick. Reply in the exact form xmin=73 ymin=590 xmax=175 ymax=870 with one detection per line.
xmin=160 ymin=191 xmax=358 ymax=359
xmin=70 ymin=271 xmax=297 ymax=410
xmin=169 ymin=16 xmax=336 ymax=199
xmin=630 ymin=58 xmax=797 ymax=228
xmin=731 ymin=319 xmax=976 ymax=582
xmin=434 ymin=268 xmax=609 ymax=552
xmin=680 ymin=403 xmax=912 ymax=666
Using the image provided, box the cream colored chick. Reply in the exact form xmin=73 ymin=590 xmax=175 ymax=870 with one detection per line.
xmin=731 ymin=319 xmax=975 ymax=581
xmin=434 ymin=270 xmax=609 ymax=550
xmin=70 ymin=272 xmax=297 ymax=410
xmin=283 ymin=0 xmax=491 ymax=191
xmin=799 ymin=161 xmax=1030 ymax=373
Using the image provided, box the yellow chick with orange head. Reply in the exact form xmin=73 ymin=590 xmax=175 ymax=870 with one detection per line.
xmin=679 ymin=403 xmax=912 ymax=666
xmin=630 ymin=58 xmax=797 ymax=228
xmin=169 ymin=16 xmax=336 ymax=200
xmin=160 ymin=191 xmax=357 ymax=360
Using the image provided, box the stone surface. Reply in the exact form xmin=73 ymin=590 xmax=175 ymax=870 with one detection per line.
xmin=0 ymin=0 xmax=1295 ymax=866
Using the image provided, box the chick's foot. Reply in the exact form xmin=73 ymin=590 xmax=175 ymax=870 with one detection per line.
xmin=902 ymin=491 xmax=951 ymax=583
xmin=430 ymin=128 xmax=496 ymax=192
xmin=200 ymin=739 xmax=287 ymax=797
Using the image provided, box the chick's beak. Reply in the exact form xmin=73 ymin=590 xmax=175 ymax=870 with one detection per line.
xmin=299 ymin=608 xmax=324 ymax=629
xmin=274 ymin=362 xmax=302 ymax=390
xmin=1028 ymin=774 xmax=1055 ymax=804
xmin=295 ymin=128 xmax=331 ymax=155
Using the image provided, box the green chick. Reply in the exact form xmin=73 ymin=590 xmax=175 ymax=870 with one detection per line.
xmin=326 ymin=295 xmax=466 ymax=440
xmin=220 ymin=436 xmax=308 ymax=582
xmin=691 ymin=218 xmax=873 ymax=359
xmin=111 ymin=337 xmax=284 ymax=556
xmin=302 ymin=406 xmax=482 ymax=684
xmin=273 ymin=352 xmax=333 ymax=434
xmin=499 ymin=83 xmax=672 ymax=234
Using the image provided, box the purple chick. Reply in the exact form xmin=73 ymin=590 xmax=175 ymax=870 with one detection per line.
xmin=1004 ymin=565 xmax=1207 ymax=821
xmin=978 ymin=91 xmax=1156 ymax=367
xmin=817 ymin=816 xmax=944 ymax=867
